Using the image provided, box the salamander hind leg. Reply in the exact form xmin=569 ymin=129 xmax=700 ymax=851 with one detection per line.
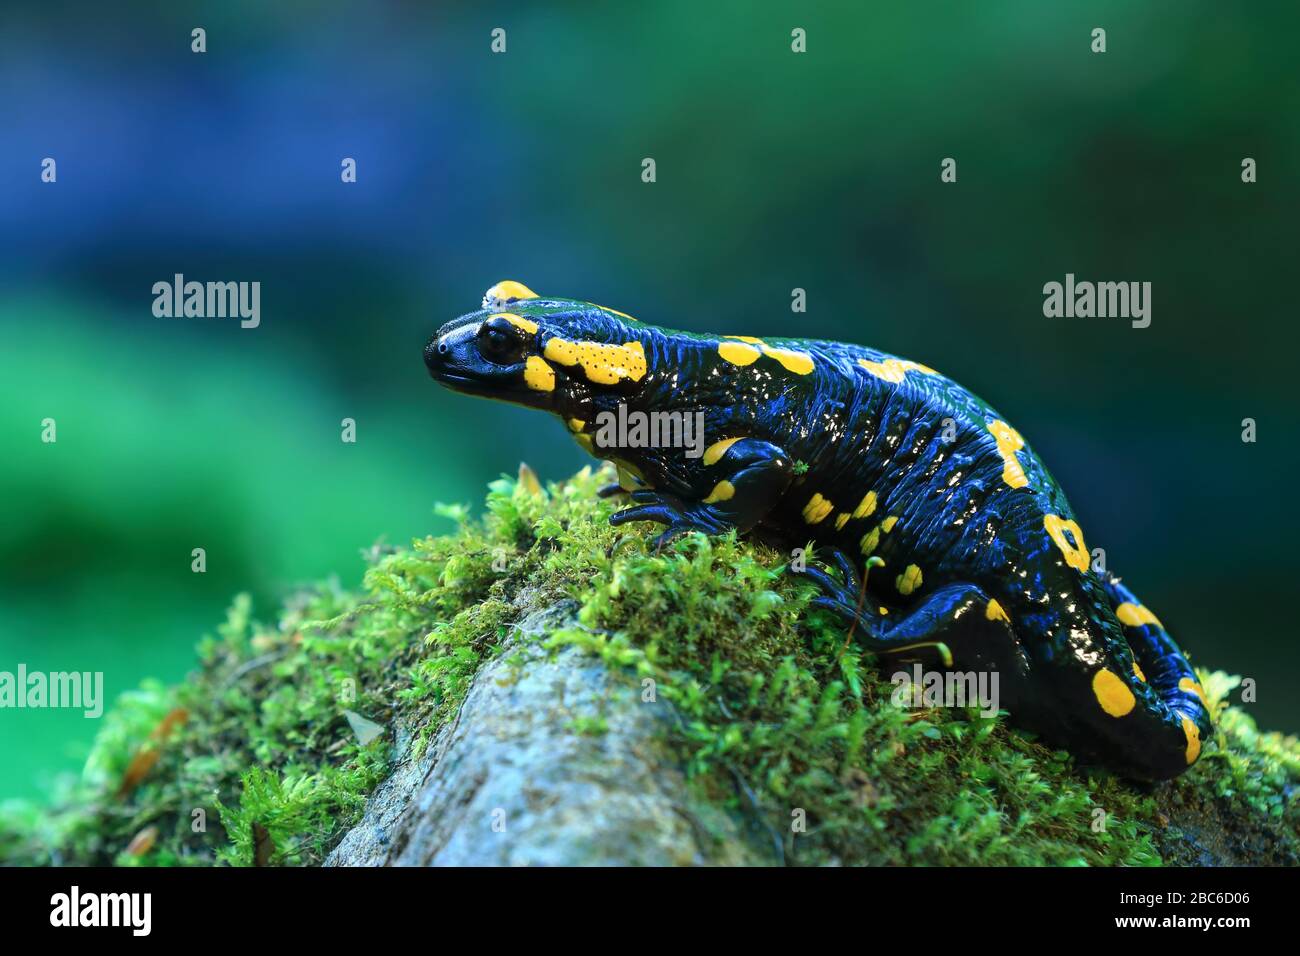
xmin=792 ymin=557 xmax=1032 ymax=691
xmin=997 ymin=575 xmax=1211 ymax=782
xmin=797 ymin=559 xmax=1208 ymax=781
xmin=1094 ymin=572 xmax=1214 ymax=779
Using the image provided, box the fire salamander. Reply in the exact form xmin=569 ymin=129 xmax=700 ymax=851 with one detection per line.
xmin=425 ymin=280 xmax=1213 ymax=781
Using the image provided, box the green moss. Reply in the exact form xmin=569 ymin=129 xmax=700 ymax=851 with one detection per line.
xmin=3 ymin=466 xmax=1298 ymax=866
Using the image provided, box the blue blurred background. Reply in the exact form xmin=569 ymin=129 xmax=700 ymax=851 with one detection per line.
xmin=2 ymin=0 xmax=1298 ymax=800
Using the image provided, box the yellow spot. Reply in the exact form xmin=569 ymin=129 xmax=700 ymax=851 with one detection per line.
xmin=484 ymin=280 xmax=537 ymax=304
xmin=1181 ymin=715 xmax=1202 ymax=764
xmin=574 ymin=433 xmax=595 ymax=455
xmin=567 ymin=418 xmax=585 ymax=433
xmin=834 ymin=513 xmax=850 ymax=531
xmin=851 ymin=491 xmax=878 ymax=520
xmin=762 ymin=346 xmax=814 ymax=375
xmin=857 ymin=357 xmax=937 ymax=384
xmin=985 ymin=599 xmax=1010 ymax=624
xmin=544 ymin=337 xmax=647 ymax=385
xmin=895 ymin=564 xmax=923 ymax=596
xmin=802 ymin=493 xmax=834 ymax=524
xmin=1092 ymin=668 xmax=1136 ymax=717
xmin=703 ymin=480 xmax=735 ymax=504
xmin=524 ymin=356 xmax=555 ymax=391
xmin=879 ymin=607 xmax=890 ymax=615
xmin=860 ymin=527 xmax=881 ymax=556
xmin=1133 ymin=662 xmax=1147 ymax=683
xmin=1116 ymin=602 xmax=1163 ymax=629
xmin=858 ymin=358 xmax=907 ymax=383
xmin=1043 ymin=514 xmax=1090 ymax=572
xmin=1179 ymin=677 xmax=1211 ymax=712
xmin=494 ymin=313 xmax=538 ymax=335
xmin=718 ymin=341 xmax=763 ymax=366
xmin=719 ymin=336 xmax=815 ymax=374
xmin=702 ymin=437 xmax=742 ymax=466
xmin=881 ymin=516 xmax=899 ymax=533
xmin=987 ymin=420 xmax=1029 ymax=490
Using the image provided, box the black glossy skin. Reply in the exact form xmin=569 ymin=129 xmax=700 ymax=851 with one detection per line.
xmin=426 ymin=283 xmax=1213 ymax=781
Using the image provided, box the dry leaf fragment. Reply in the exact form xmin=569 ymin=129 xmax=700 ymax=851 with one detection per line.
xmin=123 ymin=825 xmax=159 ymax=857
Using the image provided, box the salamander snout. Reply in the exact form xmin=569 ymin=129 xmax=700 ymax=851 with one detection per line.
xmin=423 ymin=333 xmax=450 ymax=376
xmin=424 ymin=314 xmax=554 ymax=410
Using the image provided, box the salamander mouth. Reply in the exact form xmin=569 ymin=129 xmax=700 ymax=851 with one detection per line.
xmin=429 ymin=365 xmax=526 ymax=387
xmin=430 ymin=370 xmax=478 ymax=386
xmin=428 ymin=363 xmax=548 ymax=409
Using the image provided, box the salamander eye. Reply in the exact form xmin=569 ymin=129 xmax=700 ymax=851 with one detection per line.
xmin=476 ymin=315 xmax=527 ymax=364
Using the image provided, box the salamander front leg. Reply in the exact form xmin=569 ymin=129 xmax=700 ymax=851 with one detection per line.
xmin=598 ymin=461 xmax=652 ymax=499
xmin=609 ymin=439 xmax=792 ymax=551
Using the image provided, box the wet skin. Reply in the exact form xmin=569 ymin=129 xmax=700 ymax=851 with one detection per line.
xmin=425 ymin=280 xmax=1213 ymax=781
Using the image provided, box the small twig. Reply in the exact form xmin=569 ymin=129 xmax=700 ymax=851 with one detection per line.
xmin=221 ymin=649 xmax=289 ymax=689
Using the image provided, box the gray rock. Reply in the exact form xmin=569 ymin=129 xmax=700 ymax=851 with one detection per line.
xmin=326 ymin=602 xmax=769 ymax=866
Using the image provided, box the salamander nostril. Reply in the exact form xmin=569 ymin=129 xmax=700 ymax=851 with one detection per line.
xmin=423 ymin=335 xmax=444 ymax=374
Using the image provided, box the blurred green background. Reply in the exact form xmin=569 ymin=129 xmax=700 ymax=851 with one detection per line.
xmin=2 ymin=1 xmax=1298 ymax=800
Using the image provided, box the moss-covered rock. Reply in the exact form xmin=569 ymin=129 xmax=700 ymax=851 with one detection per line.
xmin=325 ymin=601 xmax=767 ymax=866
xmin=3 ymin=466 xmax=1298 ymax=866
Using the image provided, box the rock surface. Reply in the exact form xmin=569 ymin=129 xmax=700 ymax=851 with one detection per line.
xmin=326 ymin=602 xmax=768 ymax=866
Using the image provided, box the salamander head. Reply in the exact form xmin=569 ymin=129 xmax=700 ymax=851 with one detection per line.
xmin=424 ymin=280 xmax=650 ymax=411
